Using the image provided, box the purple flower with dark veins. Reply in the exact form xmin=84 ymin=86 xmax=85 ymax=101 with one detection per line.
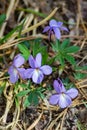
xmin=49 ymin=78 xmax=78 ymax=108
xmin=43 ymin=19 xmax=68 ymax=40
xmin=25 ymin=53 xmax=52 ymax=84
xmin=8 ymin=54 xmax=26 ymax=83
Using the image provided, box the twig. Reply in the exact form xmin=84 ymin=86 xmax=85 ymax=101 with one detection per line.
xmin=46 ymin=110 xmax=65 ymax=130
xmin=1 ymin=83 xmax=13 ymax=124
xmin=7 ymin=7 xmax=58 ymax=40
xmin=11 ymin=106 xmax=20 ymax=130
xmin=60 ymin=108 xmax=68 ymax=130
xmin=0 ymin=0 xmax=16 ymax=37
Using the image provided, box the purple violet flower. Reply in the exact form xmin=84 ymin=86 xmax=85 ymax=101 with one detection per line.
xmin=25 ymin=53 xmax=52 ymax=84
xmin=43 ymin=19 xmax=68 ymax=40
xmin=49 ymin=78 xmax=78 ymax=108
xmin=8 ymin=54 xmax=26 ymax=83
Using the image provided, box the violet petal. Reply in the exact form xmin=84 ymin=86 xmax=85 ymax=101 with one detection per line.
xmin=29 ymin=55 xmax=35 ymax=68
xmin=8 ymin=66 xmax=14 ymax=74
xmin=58 ymin=94 xmax=72 ymax=108
xmin=57 ymin=21 xmax=63 ymax=27
xmin=65 ymin=88 xmax=78 ymax=99
xmin=24 ymin=68 xmax=34 ymax=79
xmin=40 ymin=65 xmax=52 ymax=75
xmin=8 ymin=66 xmax=19 ymax=83
xmin=53 ymin=79 xmax=66 ymax=93
xmin=53 ymin=27 xmax=61 ymax=39
xmin=61 ymin=26 xmax=69 ymax=32
xmin=32 ymin=69 xmax=44 ymax=84
xmin=43 ymin=26 xmax=50 ymax=33
xmin=49 ymin=19 xmax=58 ymax=27
xmin=17 ymin=68 xmax=26 ymax=79
xmin=49 ymin=94 xmax=59 ymax=105
xmin=35 ymin=53 xmax=42 ymax=68
xmin=13 ymin=54 xmax=25 ymax=67
xmin=53 ymin=80 xmax=61 ymax=93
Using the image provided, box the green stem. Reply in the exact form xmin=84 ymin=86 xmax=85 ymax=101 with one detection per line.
xmin=17 ymin=8 xmax=75 ymax=25
xmin=17 ymin=8 xmax=47 ymax=18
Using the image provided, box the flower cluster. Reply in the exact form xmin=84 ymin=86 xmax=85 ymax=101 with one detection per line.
xmin=43 ymin=19 xmax=68 ymax=40
xmin=8 ymin=53 xmax=52 ymax=84
xmin=8 ymin=19 xmax=78 ymax=108
xmin=49 ymin=78 xmax=78 ymax=108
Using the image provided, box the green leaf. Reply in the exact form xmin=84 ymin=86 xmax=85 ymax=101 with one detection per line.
xmin=74 ymin=65 xmax=87 ymax=71
xmin=47 ymin=56 xmax=56 ymax=65
xmin=42 ymin=52 xmax=48 ymax=65
xmin=51 ymin=43 xmax=57 ymax=52
xmin=18 ymin=43 xmax=30 ymax=60
xmin=24 ymin=96 xmax=30 ymax=107
xmin=0 ymin=81 xmax=6 ymax=94
xmin=20 ymin=83 xmax=28 ymax=88
xmin=33 ymin=43 xmax=47 ymax=57
xmin=76 ymin=120 xmax=86 ymax=130
xmin=0 ymin=14 xmax=6 ymax=26
xmin=23 ymin=40 xmax=30 ymax=49
xmin=32 ymin=38 xmax=42 ymax=56
xmin=0 ymin=86 xmax=5 ymax=94
xmin=15 ymin=97 xmax=19 ymax=107
xmin=51 ymin=39 xmax=60 ymax=52
xmin=65 ymin=54 xmax=76 ymax=64
xmin=52 ymin=39 xmax=79 ymax=66
xmin=16 ymin=89 xmax=30 ymax=97
xmin=18 ymin=19 xmax=25 ymax=38
xmin=27 ymin=91 xmax=39 ymax=106
xmin=56 ymin=55 xmax=65 ymax=65
xmin=37 ymin=91 xmax=45 ymax=100
xmin=59 ymin=56 xmax=65 ymax=65
xmin=31 ymin=38 xmax=48 ymax=64
xmin=61 ymin=38 xmax=70 ymax=49
xmin=59 ymin=65 xmax=65 ymax=75
xmin=82 ymin=100 xmax=87 ymax=108
xmin=24 ymin=86 xmax=45 ymax=107
xmin=74 ymin=73 xmax=87 ymax=80
xmin=65 ymin=46 xmax=80 ymax=53
xmin=20 ymin=81 xmax=31 ymax=88
xmin=56 ymin=39 xmax=60 ymax=49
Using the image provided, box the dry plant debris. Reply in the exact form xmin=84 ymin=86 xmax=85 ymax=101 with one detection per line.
xmin=0 ymin=0 xmax=87 ymax=130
